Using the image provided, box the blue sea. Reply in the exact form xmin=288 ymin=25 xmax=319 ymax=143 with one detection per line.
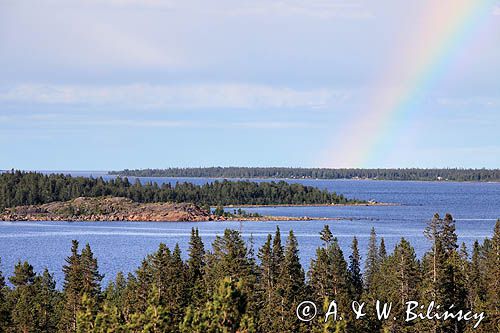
xmin=0 ymin=172 xmax=499 ymax=287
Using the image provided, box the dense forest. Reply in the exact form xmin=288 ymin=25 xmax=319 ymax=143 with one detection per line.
xmin=0 ymin=215 xmax=498 ymax=332
xmin=109 ymin=167 xmax=500 ymax=182
xmin=0 ymin=171 xmax=361 ymax=211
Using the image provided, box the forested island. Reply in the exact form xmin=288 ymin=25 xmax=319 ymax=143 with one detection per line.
xmin=0 ymin=215 xmax=498 ymax=332
xmin=109 ymin=167 xmax=500 ymax=182
xmin=0 ymin=171 xmax=364 ymax=214
xmin=0 ymin=196 xmax=330 ymax=222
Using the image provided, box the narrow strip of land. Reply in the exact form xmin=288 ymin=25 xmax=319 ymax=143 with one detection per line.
xmin=109 ymin=167 xmax=500 ymax=182
xmin=0 ymin=197 xmax=338 ymax=222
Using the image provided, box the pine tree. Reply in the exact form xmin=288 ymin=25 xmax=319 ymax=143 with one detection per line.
xmin=127 ymin=286 xmax=171 ymax=333
xmin=9 ymin=261 xmax=36 ymax=287
xmin=423 ymin=213 xmax=444 ymax=298
xmin=421 ymin=213 xmax=467 ymax=333
xmin=76 ymin=294 xmax=96 ymax=333
xmin=9 ymin=261 xmax=37 ymax=333
xmin=93 ymin=301 xmax=126 ymax=332
xmin=382 ymin=238 xmax=421 ymax=332
xmin=180 ymin=277 xmax=254 ymax=333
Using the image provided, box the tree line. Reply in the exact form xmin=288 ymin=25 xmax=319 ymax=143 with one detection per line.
xmin=0 ymin=215 xmax=499 ymax=332
xmin=109 ymin=167 xmax=500 ymax=182
xmin=0 ymin=171 xmax=360 ymax=211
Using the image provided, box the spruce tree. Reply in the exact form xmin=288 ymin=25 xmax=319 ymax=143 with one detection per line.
xmin=204 ymin=229 xmax=253 ymax=294
xmin=0 ymin=260 xmax=10 ymax=332
xmin=80 ymin=243 xmax=103 ymax=301
xmin=468 ymin=240 xmax=486 ymax=309
xmin=379 ymin=237 xmax=387 ymax=262
xmin=133 ymin=256 xmax=155 ymax=313
xmin=276 ymin=230 xmax=305 ymax=332
xmin=320 ymin=224 xmax=333 ymax=244
xmin=167 ymin=244 xmax=188 ymax=328
xmin=484 ymin=219 xmax=500 ymax=331
xmin=151 ymin=243 xmax=172 ymax=302
xmin=272 ymin=226 xmax=284 ymax=269
xmin=349 ymin=236 xmax=363 ymax=300
xmin=59 ymin=240 xmax=83 ymax=333
xmin=187 ymin=228 xmax=205 ymax=306
xmin=33 ymin=269 xmax=60 ymax=332
xmin=257 ymin=234 xmax=274 ymax=331
xmin=104 ymin=271 xmax=126 ymax=312
xmin=364 ymin=227 xmax=379 ymax=291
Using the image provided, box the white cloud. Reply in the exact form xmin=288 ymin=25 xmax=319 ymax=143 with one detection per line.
xmin=0 ymin=114 xmax=319 ymax=130
xmin=96 ymin=119 xmax=319 ymax=129
xmin=436 ymin=97 xmax=500 ymax=107
xmin=11 ymin=0 xmax=372 ymax=19
xmin=0 ymin=83 xmax=351 ymax=110
xmin=224 ymin=0 xmax=373 ymax=19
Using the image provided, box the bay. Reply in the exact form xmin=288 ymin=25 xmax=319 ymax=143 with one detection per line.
xmin=0 ymin=174 xmax=498 ymax=287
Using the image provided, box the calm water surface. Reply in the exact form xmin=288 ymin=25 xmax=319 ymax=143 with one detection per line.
xmin=0 ymin=173 xmax=498 ymax=287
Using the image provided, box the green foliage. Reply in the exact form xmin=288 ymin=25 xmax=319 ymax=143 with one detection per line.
xmin=0 ymin=260 xmax=10 ymax=332
xmin=349 ymin=236 xmax=363 ymax=300
xmin=309 ymin=227 xmax=352 ymax=331
xmin=0 ymin=216 xmax=499 ymax=332
xmin=180 ymin=277 xmax=255 ymax=333
xmin=276 ymin=230 xmax=306 ymax=332
xmin=364 ymin=227 xmax=380 ymax=291
xmin=59 ymin=240 xmax=102 ymax=333
xmin=0 ymin=171 xmax=361 ymax=211
xmin=187 ymin=228 xmax=206 ymax=307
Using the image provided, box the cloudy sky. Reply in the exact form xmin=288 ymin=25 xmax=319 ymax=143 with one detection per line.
xmin=1 ymin=0 xmax=499 ymax=169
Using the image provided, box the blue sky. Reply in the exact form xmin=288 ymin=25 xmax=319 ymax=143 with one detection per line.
xmin=1 ymin=0 xmax=499 ymax=170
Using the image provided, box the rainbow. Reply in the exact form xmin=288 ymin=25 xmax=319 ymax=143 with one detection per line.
xmin=324 ymin=0 xmax=497 ymax=167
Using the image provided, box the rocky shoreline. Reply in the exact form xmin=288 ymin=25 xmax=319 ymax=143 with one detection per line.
xmin=0 ymin=196 xmax=330 ymax=222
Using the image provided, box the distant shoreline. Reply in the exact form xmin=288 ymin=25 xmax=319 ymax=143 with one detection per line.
xmin=108 ymin=167 xmax=500 ymax=183
xmin=2 ymin=169 xmax=499 ymax=183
